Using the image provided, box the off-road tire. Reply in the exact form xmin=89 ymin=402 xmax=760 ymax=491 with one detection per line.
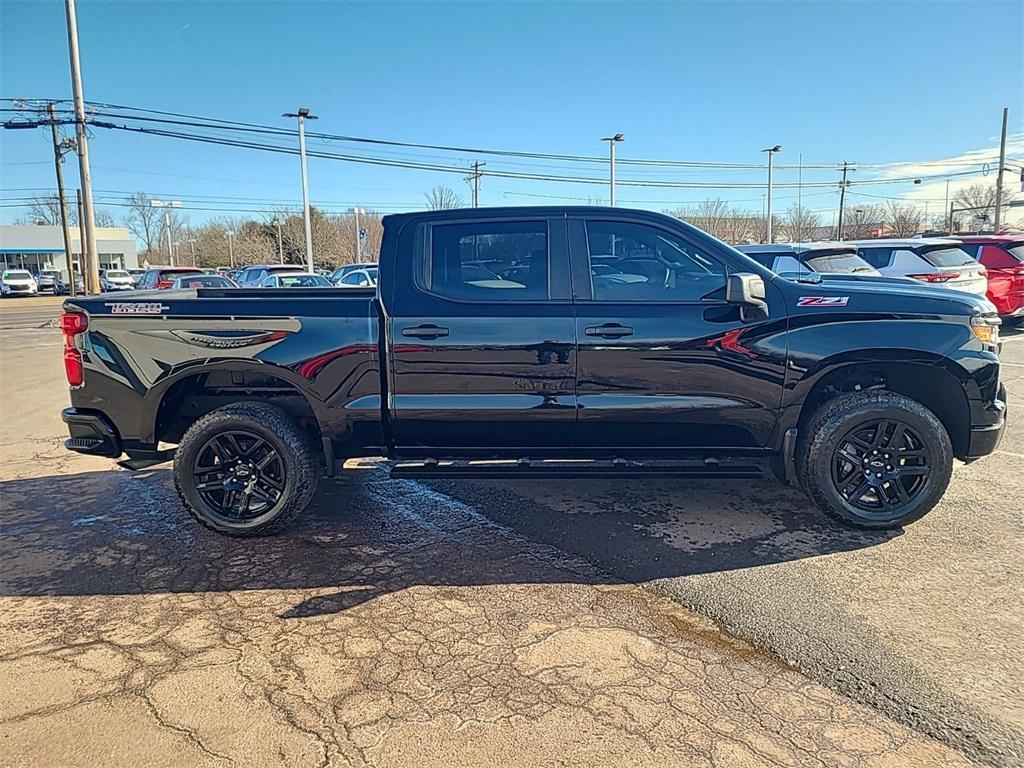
xmin=796 ymin=390 xmax=953 ymax=529
xmin=173 ymin=401 xmax=320 ymax=536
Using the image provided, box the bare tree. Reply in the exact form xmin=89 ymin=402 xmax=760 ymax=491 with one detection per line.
xmin=883 ymin=201 xmax=924 ymax=237
xmin=951 ymin=183 xmax=1017 ymax=232
xmin=842 ymin=204 xmax=884 ymax=239
xmin=16 ymin=196 xmax=62 ymax=225
xmin=781 ymin=204 xmax=821 ymax=242
xmin=425 ymin=185 xmax=464 ymax=210
xmin=679 ymin=198 xmax=732 ymax=240
xmin=124 ymin=192 xmax=162 ymax=253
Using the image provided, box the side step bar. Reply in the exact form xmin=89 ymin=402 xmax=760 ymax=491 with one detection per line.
xmin=390 ymin=458 xmax=762 ymax=480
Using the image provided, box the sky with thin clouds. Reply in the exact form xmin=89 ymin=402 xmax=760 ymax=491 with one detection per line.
xmin=1 ymin=1 xmax=1022 ymax=227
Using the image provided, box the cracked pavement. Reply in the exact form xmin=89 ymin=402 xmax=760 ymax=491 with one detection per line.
xmin=1 ymin=304 xmax=1020 ymax=767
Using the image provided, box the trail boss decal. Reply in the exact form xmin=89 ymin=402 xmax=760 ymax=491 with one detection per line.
xmin=797 ymin=296 xmax=849 ymax=308
xmin=105 ymin=302 xmax=170 ymax=315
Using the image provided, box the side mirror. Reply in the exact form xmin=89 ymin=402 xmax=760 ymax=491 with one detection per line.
xmin=727 ymin=272 xmax=768 ymax=320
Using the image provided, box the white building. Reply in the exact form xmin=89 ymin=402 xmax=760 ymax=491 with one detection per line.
xmin=0 ymin=224 xmax=139 ymax=277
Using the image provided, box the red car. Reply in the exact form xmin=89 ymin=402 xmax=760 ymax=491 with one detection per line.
xmin=955 ymin=235 xmax=1024 ymax=321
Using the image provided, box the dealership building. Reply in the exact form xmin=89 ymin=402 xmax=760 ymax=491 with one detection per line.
xmin=0 ymin=224 xmax=139 ymax=276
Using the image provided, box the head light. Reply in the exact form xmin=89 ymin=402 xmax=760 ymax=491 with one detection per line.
xmin=970 ymin=314 xmax=1000 ymax=346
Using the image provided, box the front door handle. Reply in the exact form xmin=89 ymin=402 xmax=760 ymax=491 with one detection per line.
xmin=402 ymin=324 xmax=450 ymax=339
xmin=585 ymin=323 xmax=634 ymax=338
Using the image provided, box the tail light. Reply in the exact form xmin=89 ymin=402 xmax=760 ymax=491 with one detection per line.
xmin=156 ymin=280 xmax=173 ymax=289
xmin=908 ymin=272 xmax=959 ymax=283
xmin=61 ymin=311 xmax=88 ymax=387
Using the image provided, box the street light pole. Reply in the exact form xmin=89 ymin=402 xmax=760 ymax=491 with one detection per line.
xmin=188 ymin=238 xmax=196 ymax=267
xmin=149 ymin=199 xmax=181 ymax=265
xmin=273 ymin=219 xmax=284 ymax=264
xmin=283 ymin=107 xmax=318 ymax=273
xmin=601 ymin=134 xmax=624 ymax=206
xmin=352 ymin=207 xmax=362 ymax=261
xmin=762 ymin=145 xmax=782 ymax=243
xmin=64 ymin=0 xmax=100 ymax=295
xmin=226 ymin=230 xmax=235 ymax=268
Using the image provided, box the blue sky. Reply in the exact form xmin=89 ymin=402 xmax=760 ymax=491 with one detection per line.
xmin=2 ymin=0 xmax=1022 ymax=228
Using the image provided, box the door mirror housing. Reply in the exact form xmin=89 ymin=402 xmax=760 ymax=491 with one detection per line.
xmin=727 ymin=272 xmax=768 ymax=320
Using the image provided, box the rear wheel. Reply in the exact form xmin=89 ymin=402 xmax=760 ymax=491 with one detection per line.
xmin=797 ymin=391 xmax=952 ymax=529
xmin=173 ymin=402 xmax=320 ymax=535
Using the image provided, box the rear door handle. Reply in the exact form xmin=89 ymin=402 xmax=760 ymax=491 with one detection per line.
xmin=585 ymin=323 xmax=634 ymax=338
xmin=402 ymin=324 xmax=450 ymax=339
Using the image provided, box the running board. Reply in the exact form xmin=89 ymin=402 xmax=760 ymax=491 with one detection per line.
xmin=389 ymin=458 xmax=762 ymax=480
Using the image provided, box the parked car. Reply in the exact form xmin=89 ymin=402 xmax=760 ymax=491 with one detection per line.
xmin=135 ymin=266 xmax=206 ymax=290
xmin=100 ymin=269 xmax=136 ymax=292
xmin=330 ymin=262 xmax=378 ymax=284
xmin=36 ymin=269 xmax=64 ymax=294
xmin=848 ymin=238 xmax=987 ymax=295
xmin=954 ymin=235 xmax=1024 ymax=321
xmin=234 ymin=264 xmax=302 ymax=287
xmin=258 ymin=272 xmax=333 ymax=288
xmin=335 ymin=267 xmax=378 ymax=287
xmin=127 ymin=268 xmax=147 ymax=287
xmin=54 ymin=273 xmax=85 ymax=295
xmin=736 ymin=243 xmax=882 ymax=278
xmin=61 ymin=206 xmax=1005 ymax=537
xmin=169 ymin=274 xmax=239 ymax=290
xmin=1 ymin=269 xmax=37 ymax=297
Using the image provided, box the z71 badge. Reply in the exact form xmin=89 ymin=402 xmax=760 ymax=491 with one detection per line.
xmin=797 ymin=296 xmax=849 ymax=307
xmin=105 ymin=302 xmax=169 ymax=315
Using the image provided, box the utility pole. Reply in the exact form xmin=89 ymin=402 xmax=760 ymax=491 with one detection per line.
xmin=994 ymin=107 xmax=1008 ymax=231
xmin=601 ymin=134 xmax=624 ymax=206
xmin=47 ymin=103 xmax=76 ymax=297
xmin=762 ymin=144 xmax=782 ymax=243
xmin=64 ymin=0 xmax=100 ymax=295
xmin=836 ymin=161 xmax=853 ymax=240
xmin=226 ymin=230 xmax=235 ymax=268
xmin=283 ymin=107 xmax=318 ymax=273
xmin=470 ymin=160 xmax=485 ymax=207
xmin=188 ymin=238 xmax=196 ymax=267
xmin=149 ymin=200 xmax=181 ymax=265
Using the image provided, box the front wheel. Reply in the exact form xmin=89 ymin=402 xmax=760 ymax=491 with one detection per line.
xmin=796 ymin=391 xmax=953 ymax=529
xmin=173 ymin=401 xmax=320 ymax=535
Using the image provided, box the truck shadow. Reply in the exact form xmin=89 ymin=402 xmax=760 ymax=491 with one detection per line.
xmin=0 ymin=465 xmax=896 ymax=614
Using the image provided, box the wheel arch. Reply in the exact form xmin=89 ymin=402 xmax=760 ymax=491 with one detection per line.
xmin=149 ymin=361 xmax=328 ymax=454
xmin=791 ymin=355 xmax=971 ymax=458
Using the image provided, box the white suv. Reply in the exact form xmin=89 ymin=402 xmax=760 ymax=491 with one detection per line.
xmin=100 ymin=269 xmax=135 ymax=291
xmin=1 ymin=269 xmax=38 ymax=297
xmin=848 ymin=238 xmax=988 ymax=296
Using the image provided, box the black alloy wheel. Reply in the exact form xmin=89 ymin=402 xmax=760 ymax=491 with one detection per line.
xmin=830 ymin=419 xmax=931 ymax=520
xmin=192 ymin=430 xmax=286 ymax=523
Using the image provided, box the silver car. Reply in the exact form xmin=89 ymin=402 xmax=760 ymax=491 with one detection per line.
xmin=847 ymin=238 xmax=988 ymax=296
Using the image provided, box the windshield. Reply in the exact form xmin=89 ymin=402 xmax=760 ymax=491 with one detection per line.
xmin=41 ymin=270 xmax=60 ymax=277
xmin=4 ymin=270 xmax=32 ymax=279
xmin=106 ymin=270 xmax=130 ymax=279
xmin=919 ymin=245 xmax=976 ymax=268
xmin=804 ymin=252 xmax=878 ymax=274
xmin=279 ymin=274 xmax=331 ymax=287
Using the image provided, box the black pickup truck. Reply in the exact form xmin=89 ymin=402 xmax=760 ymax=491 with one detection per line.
xmin=61 ymin=206 xmax=1006 ymax=535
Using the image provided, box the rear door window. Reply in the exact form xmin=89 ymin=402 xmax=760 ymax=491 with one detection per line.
xmin=419 ymin=220 xmax=549 ymax=301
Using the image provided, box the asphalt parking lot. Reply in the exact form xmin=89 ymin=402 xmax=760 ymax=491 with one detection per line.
xmin=1 ymin=295 xmax=1021 ymax=767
